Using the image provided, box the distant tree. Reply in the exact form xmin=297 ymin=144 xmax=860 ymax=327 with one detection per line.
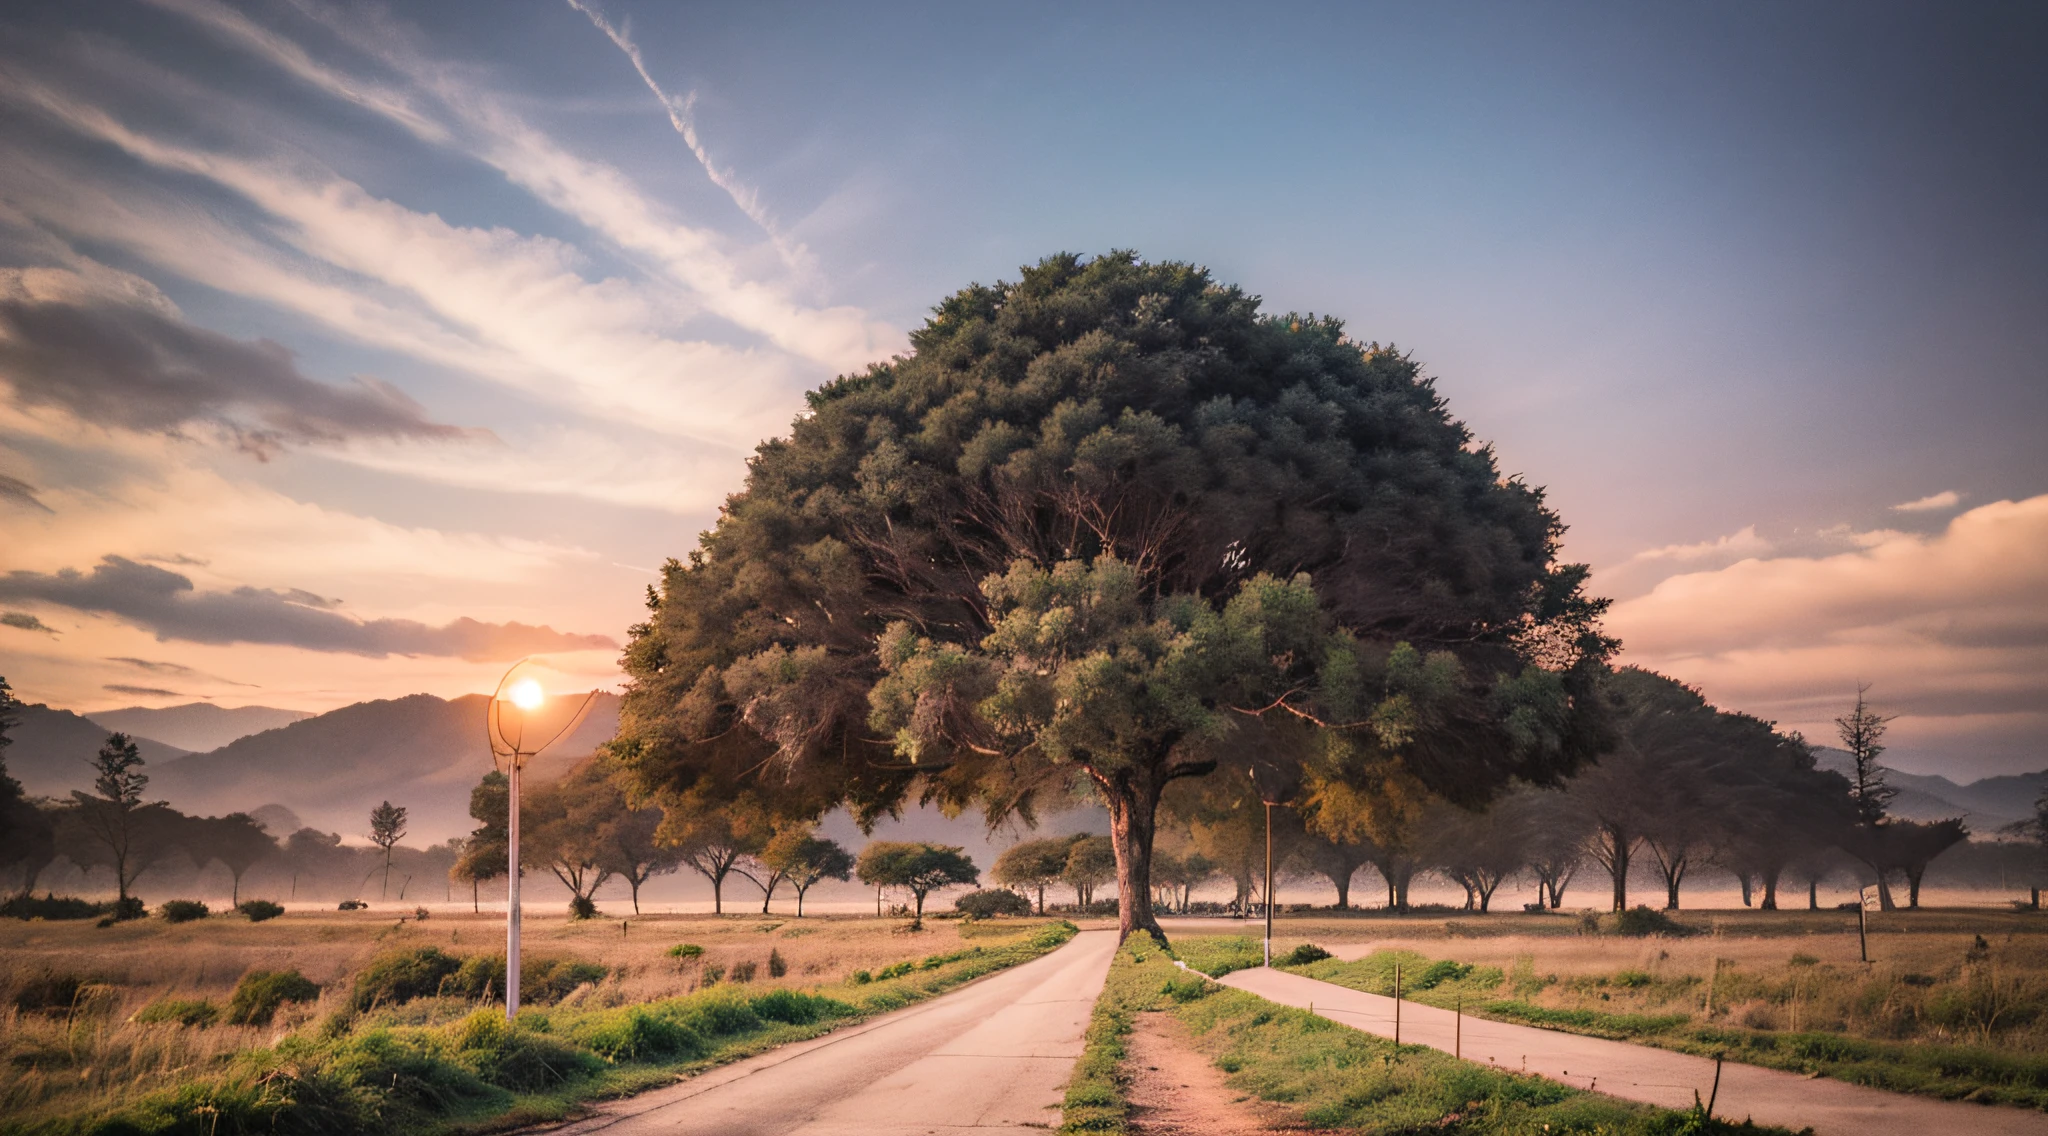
xmin=521 ymin=764 xmax=630 ymax=918
xmin=992 ymin=835 xmax=1078 ymax=915
xmin=368 ymin=800 xmax=407 ymax=899
xmin=1886 ymin=818 xmax=1970 ymax=908
xmin=857 ymin=840 xmax=979 ymax=925
xmin=1519 ymin=786 xmax=1586 ymax=909
xmin=668 ymin=801 xmax=769 ymax=916
xmin=1062 ymin=835 xmax=1117 ymax=907
xmin=1714 ymin=737 xmax=1854 ymax=910
xmin=0 ymin=677 xmax=56 ymax=898
xmin=1837 ymin=685 xmax=1897 ymax=826
xmin=194 ymin=813 xmax=278 ymax=905
xmin=65 ymin=734 xmax=172 ymax=910
xmin=1429 ymin=796 xmax=1533 ymax=913
xmin=1832 ymin=686 xmax=1905 ymax=909
xmin=450 ymin=772 xmax=509 ymax=911
xmin=284 ymin=828 xmax=346 ymax=900
xmin=1150 ymin=849 xmax=1216 ymax=914
xmin=2001 ymin=790 xmax=2048 ymax=909
xmin=1299 ymin=769 xmax=1425 ymax=911
xmin=1292 ymin=828 xmax=1373 ymax=911
xmin=590 ymin=773 xmax=683 ymax=916
xmin=759 ymin=828 xmax=854 ymax=917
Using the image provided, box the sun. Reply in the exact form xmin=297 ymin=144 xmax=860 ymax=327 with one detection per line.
xmin=506 ymin=677 xmax=546 ymax=710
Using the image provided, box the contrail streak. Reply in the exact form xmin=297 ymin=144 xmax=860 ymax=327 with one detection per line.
xmin=564 ymin=0 xmax=804 ymax=270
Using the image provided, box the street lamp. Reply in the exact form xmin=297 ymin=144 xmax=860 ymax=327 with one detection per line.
xmin=486 ymin=658 xmax=597 ymax=1022
xmin=1245 ymin=755 xmax=1301 ymax=968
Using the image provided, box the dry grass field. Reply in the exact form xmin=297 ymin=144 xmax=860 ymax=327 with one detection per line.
xmin=0 ymin=908 xmax=1071 ymax=1132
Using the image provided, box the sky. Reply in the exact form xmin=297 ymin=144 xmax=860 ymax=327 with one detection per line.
xmin=0 ymin=1 xmax=2043 ymax=779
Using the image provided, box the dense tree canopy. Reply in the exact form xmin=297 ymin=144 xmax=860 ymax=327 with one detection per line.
xmin=614 ymin=252 xmax=1613 ymax=940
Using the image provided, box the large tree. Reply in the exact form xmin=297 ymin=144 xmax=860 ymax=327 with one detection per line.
xmin=992 ymin=834 xmax=1081 ymax=915
xmin=193 ymin=813 xmax=278 ymax=905
xmin=64 ymin=733 xmax=175 ymax=912
xmin=368 ymin=801 xmax=407 ymax=900
xmin=758 ymin=827 xmax=853 ymax=917
xmin=451 ymin=772 xmax=509 ymax=911
xmin=0 ymin=677 xmax=55 ymax=899
xmin=856 ymin=840 xmax=979 ymax=923
xmin=613 ymin=253 xmax=1612 ymax=942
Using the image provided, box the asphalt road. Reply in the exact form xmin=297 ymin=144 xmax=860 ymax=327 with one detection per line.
xmin=538 ymin=927 xmax=1117 ymax=1136
xmin=1222 ymin=965 xmax=2048 ymax=1136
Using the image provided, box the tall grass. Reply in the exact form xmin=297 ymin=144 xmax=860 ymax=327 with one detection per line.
xmin=0 ymin=914 xmax=1076 ymax=1133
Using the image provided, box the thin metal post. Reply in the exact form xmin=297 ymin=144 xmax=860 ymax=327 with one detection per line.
xmin=1857 ymin=888 xmax=1869 ymax=963
xmin=506 ymin=759 xmax=522 ymax=1023
xmin=1394 ymin=963 xmax=1403 ymax=1044
xmin=1263 ymin=801 xmax=1274 ymax=966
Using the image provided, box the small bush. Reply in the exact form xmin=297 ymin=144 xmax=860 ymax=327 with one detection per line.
xmin=352 ymin=946 xmax=464 ymax=1010
xmin=237 ymin=898 xmax=286 ymax=922
xmin=1410 ymin=959 xmax=1473 ymax=990
xmin=848 ymin=970 xmax=873 ymax=985
xmin=1611 ymin=906 xmax=1692 ymax=937
xmin=443 ymin=953 xmax=608 ymax=1004
xmin=1613 ymin=969 xmax=1653 ymax=988
xmin=1162 ymin=974 xmax=1213 ymax=1002
xmin=1789 ymin=952 xmax=1821 ymax=967
xmin=337 ymin=898 xmax=367 ymax=910
xmin=12 ymin=971 xmax=104 ymax=1014
xmin=1 ymin=892 xmax=105 ymax=920
xmin=667 ymin=942 xmax=704 ymax=959
xmin=750 ymin=988 xmax=851 ymax=1025
xmin=955 ymin=888 xmax=1032 ymax=918
xmin=1277 ymin=943 xmax=1333 ymax=967
xmin=730 ymin=960 xmax=758 ymax=983
xmin=133 ymin=997 xmax=221 ymax=1027
xmin=230 ymin=969 xmax=321 ymax=1025
xmin=876 ymin=960 xmax=914 ymax=981
xmin=568 ymin=894 xmax=599 ymax=919
xmin=448 ymin=1009 xmax=602 ymax=1089
xmin=702 ymin=964 xmax=725 ymax=986
xmin=571 ymin=1005 xmax=704 ymax=1062
xmin=159 ymin=899 xmax=210 ymax=923
xmin=768 ymin=949 xmax=788 ymax=978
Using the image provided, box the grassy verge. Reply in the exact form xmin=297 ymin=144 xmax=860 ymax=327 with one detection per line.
xmin=1292 ymin=947 xmax=2048 ymax=1110
xmin=1062 ymin=937 xmax=1785 ymax=1135
xmin=10 ymin=921 xmax=1077 ymax=1135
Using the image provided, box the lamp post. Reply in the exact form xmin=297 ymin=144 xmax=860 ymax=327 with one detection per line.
xmin=486 ymin=659 xmax=597 ymax=1023
xmin=1246 ymin=756 xmax=1301 ymax=968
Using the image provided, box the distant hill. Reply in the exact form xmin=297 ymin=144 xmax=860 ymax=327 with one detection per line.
xmin=88 ymin=703 xmax=311 ymax=753
xmin=1811 ymin=746 xmax=2035 ymax=831
xmin=4 ymin=703 xmax=190 ymax=799
xmin=146 ymin=692 xmax=619 ymax=842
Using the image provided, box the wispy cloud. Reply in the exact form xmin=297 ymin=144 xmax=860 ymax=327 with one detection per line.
xmin=1622 ymin=524 xmax=1770 ymax=565
xmin=106 ymin=656 xmax=258 ymax=687
xmin=1893 ymin=490 xmax=1962 ymax=513
xmin=0 ymin=472 xmax=52 ymax=512
xmin=104 ymin=683 xmax=184 ymax=698
xmin=3 ymin=611 xmax=58 ymax=635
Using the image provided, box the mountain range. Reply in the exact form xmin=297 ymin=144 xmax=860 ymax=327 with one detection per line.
xmin=87 ymin=703 xmax=312 ymax=753
xmin=7 ymin=693 xmax=618 ymax=843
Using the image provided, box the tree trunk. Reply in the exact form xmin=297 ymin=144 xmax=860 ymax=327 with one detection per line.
xmin=473 ymin=879 xmax=479 ymax=913
xmin=630 ymin=879 xmax=642 ymax=915
xmin=1737 ymin=872 xmax=1753 ymax=907
xmin=1808 ymin=878 xmax=1818 ymax=910
xmin=712 ymin=873 xmax=724 ymax=915
xmin=1330 ymin=871 xmax=1350 ymax=910
xmin=1905 ymin=866 xmax=1925 ymax=909
xmin=1604 ymin=823 xmax=1630 ymax=911
xmin=1759 ymin=866 xmax=1781 ymax=911
xmin=1875 ymin=873 xmax=1897 ymax=911
xmin=1099 ymin=767 xmax=1165 ymax=944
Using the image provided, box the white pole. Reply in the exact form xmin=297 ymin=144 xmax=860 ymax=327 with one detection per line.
xmin=507 ymin=757 xmax=522 ymax=1022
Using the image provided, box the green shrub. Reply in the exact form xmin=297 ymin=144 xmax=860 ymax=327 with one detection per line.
xmin=751 ymin=988 xmax=851 ymax=1025
xmin=1162 ymin=973 xmax=1213 ymax=1003
xmin=768 ymin=948 xmax=788 ymax=978
xmin=877 ymin=960 xmax=914 ymax=980
xmin=849 ymin=969 xmax=873 ymax=985
xmin=571 ymin=1006 xmax=705 ymax=1062
xmin=352 ymin=946 xmax=464 ymax=1010
xmin=955 ymin=888 xmax=1032 ymax=918
xmin=133 ymin=997 xmax=221 ymax=1027
xmin=447 ymin=1008 xmax=602 ymax=1089
xmin=158 ymin=899 xmax=210 ymax=923
xmin=229 ymin=969 xmax=321 ymax=1025
xmin=568 ymin=894 xmax=599 ymax=919
xmin=730 ymin=959 xmax=758 ymax=983
xmin=444 ymin=952 xmax=608 ymax=1004
xmin=237 ymin=898 xmax=286 ymax=922
xmin=1614 ymin=969 xmax=1654 ymax=988
xmin=701 ymin=963 xmax=725 ymax=986
xmin=667 ymin=942 xmax=704 ymax=959
xmin=1 ymin=892 xmax=105 ymax=920
xmin=1411 ymin=959 xmax=1473 ymax=990
xmin=10 ymin=971 xmax=107 ymax=1014
xmin=1277 ymin=943 xmax=1333 ymax=967
xmin=1612 ymin=906 xmax=1693 ymax=937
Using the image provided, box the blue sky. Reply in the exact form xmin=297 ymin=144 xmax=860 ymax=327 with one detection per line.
xmin=0 ymin=0 xmax=2043 ymax=776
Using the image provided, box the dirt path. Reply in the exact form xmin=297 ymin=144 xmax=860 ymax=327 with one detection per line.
xmin=534 ymin=928 xmax=1117 ymax=1136
xmin=1124 ymin=1011 xmax=1338 ymax=1135
xmin=1221 ymin=966 xmax=2048 ymax=1136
